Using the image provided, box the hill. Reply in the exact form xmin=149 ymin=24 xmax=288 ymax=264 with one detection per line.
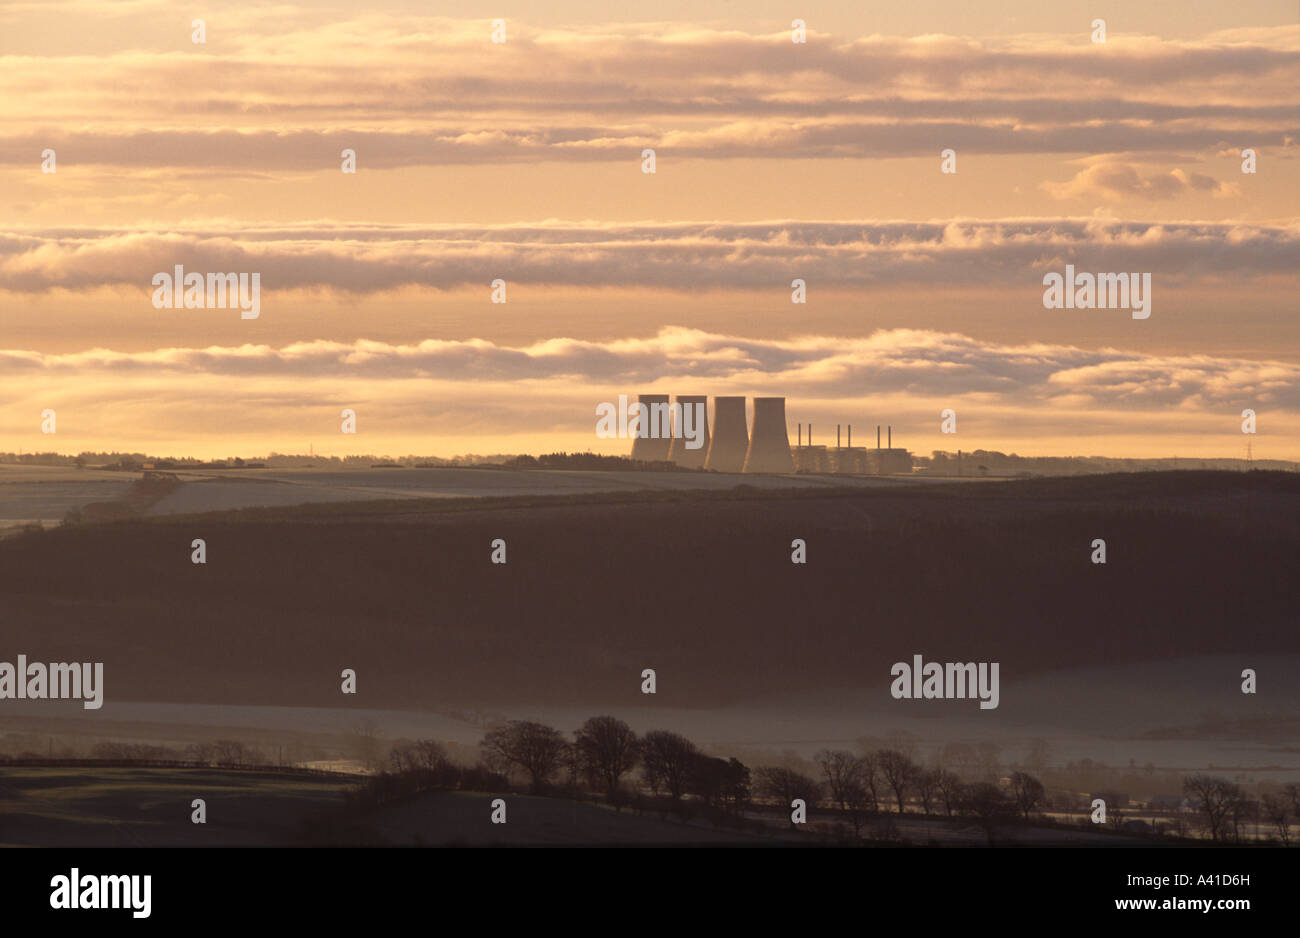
xmin=0 ymin=471 xmax=1296 ymax=710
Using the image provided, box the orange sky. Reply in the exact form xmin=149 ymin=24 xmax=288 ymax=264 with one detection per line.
xmin=1 ymin=1 xmax=1297 ymax=459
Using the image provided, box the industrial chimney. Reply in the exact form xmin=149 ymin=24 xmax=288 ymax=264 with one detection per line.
xmin=743 ymin=397 xmax=794 ymax=473
xmin=667 ymin=394 xmax=709 ymax=468
xmin=629 ymin=393 xmax=671 ymax=462
xmin=706 ymin=396 xmax=749 ymax=472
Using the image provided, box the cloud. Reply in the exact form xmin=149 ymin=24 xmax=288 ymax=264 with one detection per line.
xmin=6 ymin=325 xmax=1296 ymax=458
xmin=4 ymin=327 xmax=1297 ymax=412
xmin=0 ymin=20 xmax=1295 ymax=164
xmin=1 ymin=219 xmax=1295 ymax=293
xmin=1043 ymin=160 xmax=1241 ymax=201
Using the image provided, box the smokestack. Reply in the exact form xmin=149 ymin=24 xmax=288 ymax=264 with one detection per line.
xmin=667 ymin=395 xmax=709 ymax=468
xmin=877 ymin=425 xmax=881 ymax=449
xmin=837 ymin=425 xmax=841 ymax=449
xmin=629 ymin=393 xmax=671 ymax=462
xmin=848 ymin=424 xmax=852 ymax=448
xmin=798 ymin=423 xmax=802 ymax=447
xmin=888 ymin=425 xmax=892 ymax=448
xmin=743 ymin=397 xmax=795 ymax=473
xmin=705 ymin=396 xmax=748 ymax=472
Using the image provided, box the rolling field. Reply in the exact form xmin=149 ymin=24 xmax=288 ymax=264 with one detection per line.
xmin=0 ymin=766 xmax=351 ymax=847
xmin=0 ymin=765 xmax=1164 ymax=847
xmin=1 ymin=471 xmax=1295 ymax=712
xmin=0 ymin=464 xmax=938 ymax=532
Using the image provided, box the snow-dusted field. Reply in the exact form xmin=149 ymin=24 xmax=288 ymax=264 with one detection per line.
xmin=0 ymin=464 xmax=953 ymax=526
xmin=144 ymin=466 xmax=914 ymax=516
xmin=0 ymin=465 xmax=134 ymax=529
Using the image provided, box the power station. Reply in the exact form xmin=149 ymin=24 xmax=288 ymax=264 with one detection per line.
xmin=628 ymin=393 xmax=672 ymax=463
xmin=629 ymin=396 xmax=912 ymax=475
xmin=705 ymin=396 xmax=748 ymax=472
xmin=793 ymin=423 xmax=911 ymax=474
xmin=743 ymin=397 xmax=794 ymax=473
xmin=666 ymin=394 xmax=709 ymax=468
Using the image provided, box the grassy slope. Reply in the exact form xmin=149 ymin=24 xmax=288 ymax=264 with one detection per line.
xmin=0 ymin=766 xmax=350 ymax=847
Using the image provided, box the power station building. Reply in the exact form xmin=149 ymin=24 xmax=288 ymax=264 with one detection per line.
xmin=630 ymin=396 xmax=911 ymax=476
xmin=792 ymin=423 xmax=911 ymax=475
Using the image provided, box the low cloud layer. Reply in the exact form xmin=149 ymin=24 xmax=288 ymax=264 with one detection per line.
xmin=4 ymin=326 xmax=1297 ymax=410
xmin=2 ymin=219 xmax=1296 ymax=293
xmin=5 ymin=326 xmax=1294 ymax=459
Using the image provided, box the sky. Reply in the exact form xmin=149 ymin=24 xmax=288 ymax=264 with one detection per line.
xmin=1 ymin=0 xmax=1297 ymax=460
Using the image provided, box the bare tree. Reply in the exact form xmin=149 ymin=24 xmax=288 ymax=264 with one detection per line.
xmin=914 ymin=768 xmax=940 ymax=816
xmin=212 ymin=739 xmax=249 ymax=767
xmin=1261 ymin=793 xmax=1292 ymax=845
xmin=935 ymin=769 xmax=964 ymax=817
xmin=857 ymin=749 xmax=882 ymax=813
xmin=840 ymin=779 xmax=872 ymax=839
xmin=184 ymin=742 xmax=214 ymax=765
xmin=755 ymin=766 xmax=820 ymax=825
xmin=1286 ymin=782 xmax=1300 ymax=820
xmin=1232 ymin=796 xmax=1258 ymax=843
xmin=481 ymin=720 xmax=569 ymax=793
xmin=721 ymin=757 xmax=751 ymax=814
xmin=815 ymin=749 xmax=864 ymax=812
xmin=877 ymin=749 xmax=918 ymax=815
xmin=815 ymin=749 xmax=871 ymax=837
xmin=1183 ymin=774 xmax=1244 ymax=842
xmin=1009 ymin=771 xmax=1046 ymax=821
xmin=640 ymin=730 xmax=698 ymax=800
xmin=389 ymin=738 xmax=450 ymax=774
xmin=411 ymin=739 xmax=448 ymax=771
xmin=573 ymin=716 xmax=639 ymax=797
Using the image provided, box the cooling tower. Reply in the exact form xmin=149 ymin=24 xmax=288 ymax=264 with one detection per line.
xmin=667 ymin=395 xmax=710 ymax=467
xmin=706 ymin=396 xmax=748 ymax=472
xmin=629 ymin=393 xmax=671 ymax=462
xmin=743 ymin=397 xmax=794 ymax=473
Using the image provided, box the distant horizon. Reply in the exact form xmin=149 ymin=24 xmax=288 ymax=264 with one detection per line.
xmin=4 ymin=448 xmax=1296 ymax=470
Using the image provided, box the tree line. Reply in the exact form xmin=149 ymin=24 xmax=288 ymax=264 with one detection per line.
xmin=376 ymin=719 xmax=1300 ymax=845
